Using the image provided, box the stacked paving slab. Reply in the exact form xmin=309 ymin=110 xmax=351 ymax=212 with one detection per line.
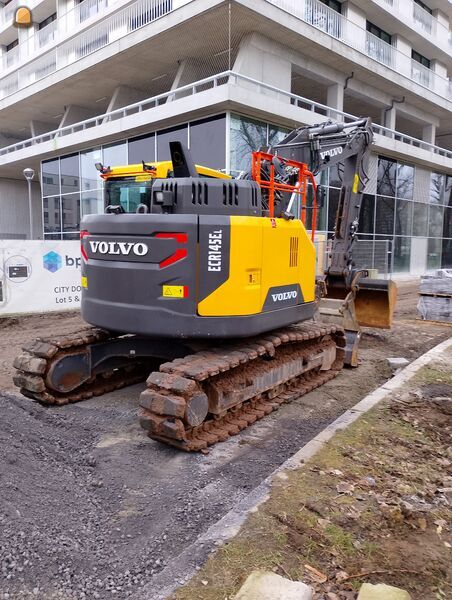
xmin=417 ymin=269 xmax=452 ymax=323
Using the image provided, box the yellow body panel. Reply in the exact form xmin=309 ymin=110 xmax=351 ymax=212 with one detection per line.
xmin=198 ymin=216 xmax=316 ymax=316
xmin=102 ymin=162 xmax=230 ymax=181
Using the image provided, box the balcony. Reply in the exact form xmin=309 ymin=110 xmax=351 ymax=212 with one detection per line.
xmin=0 ymin=0 xmax=450 ymax=104
xmin=373 ymin=0 xmax=450 ymax=50
xmin=271 ymin=0 xmax=451 ymax=100
xmin=0 ymin=71 xmax=451 ymax=169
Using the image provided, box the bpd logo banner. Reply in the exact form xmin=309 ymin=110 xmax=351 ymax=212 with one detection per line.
xmin=43 ymin=251 xmax=81 ymax=273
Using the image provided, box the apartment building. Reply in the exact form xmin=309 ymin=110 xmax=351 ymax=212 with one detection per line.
xmin=0 ymin=0 xmax=450 ymax=274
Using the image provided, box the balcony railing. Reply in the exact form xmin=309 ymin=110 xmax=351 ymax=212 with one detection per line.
xmin=303 ymin=0 xmax=342 ymax=39
xmin=270 ymin=0 xmax=451 ymax=100
xmin=374 ymin=0 xmax=450 ymax=46
xmin=412 ymin=2 xmax=435 ymax=36
xmin=365 ymin=31 xmax=395 ymax=68
xmin=0 ymin=71 xmax=451 ymax=162
xmin=0 ymin=0 xmax=450 ymax=102
xmin=411 ymin=59 xmax=433 ymax=88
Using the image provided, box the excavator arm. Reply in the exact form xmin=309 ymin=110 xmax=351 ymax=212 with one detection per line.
xmin=273 ymin=118 xmax=397 ymax=365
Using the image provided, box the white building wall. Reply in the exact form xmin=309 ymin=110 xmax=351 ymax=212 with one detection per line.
xmin=0 ymin=179 xmax=42 ymax=239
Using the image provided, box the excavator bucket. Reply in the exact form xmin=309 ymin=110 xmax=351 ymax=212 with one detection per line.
xmin=318 ymin=278 xmax=397 ymax=367
xmin=354 ymin=278 xmax=398 ymax=329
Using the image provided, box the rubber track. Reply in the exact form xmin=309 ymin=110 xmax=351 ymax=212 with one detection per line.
xmin=13 ymin=327 xmax=148 ymax=405
xmin=139 ymin=322 xmax=346 ymax=451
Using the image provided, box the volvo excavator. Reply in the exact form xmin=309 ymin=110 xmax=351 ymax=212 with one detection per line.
xmin=13 ymin=117 xmax=396 ymax=451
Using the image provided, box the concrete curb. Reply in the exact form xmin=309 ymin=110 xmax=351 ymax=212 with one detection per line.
xmin=131 ymin=336 xmax=452 ymax=600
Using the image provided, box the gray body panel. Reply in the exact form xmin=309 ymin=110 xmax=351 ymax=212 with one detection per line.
xmin=81 ymin=213 xmax=314 ymax=338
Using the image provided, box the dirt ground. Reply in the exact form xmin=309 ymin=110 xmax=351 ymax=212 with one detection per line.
xmin=0 ymin=280 xmax=451 ymax=599
xmin=174 ymin=345 xmax=452 ymax=600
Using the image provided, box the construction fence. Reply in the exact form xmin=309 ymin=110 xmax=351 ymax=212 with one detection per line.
xmin=0 ymin=240 xmax=81 ymax=316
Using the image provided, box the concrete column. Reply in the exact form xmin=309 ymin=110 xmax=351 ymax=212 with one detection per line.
xmin=342 ymin=2 xmax=366 ymax=52
xmin=58 ymin=0 xmax=76 ymax=34
xmin=392 ymin=35 xmax=412 ymax=81
xmin=58 ymin=105 xmax=94 ymax=128
xmin=431 ymin=59 xmax=448 ymax=97
xmin=381 ymin=106 xmax=396 ymax=132
xmin=18 ymin=23 xmax=35 ymax=63
xmin=105 ymin=85 xmax=145 ymax=112
xmin=232 ymin=32 xmax=292 ymax=99
xmin=432 ymin=9 xmax=449 ymax=46
xmin=102 ymin=85 xmax=145 ymax=121
xmin=167 ymin=58 xmax=209 ymax=102
xmin=342 ymin=2 xmax=366 ymax=27
xmin=327 ymin=82 xmax=344 ymax=120
xmin=30 ymin=121 xmax=56 ymax=137
xmin=422 ymin=123 xmax=436 ymax=145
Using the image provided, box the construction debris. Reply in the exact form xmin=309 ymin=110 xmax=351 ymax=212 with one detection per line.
xmin=418 ymin=269 xmax=452 ymax=323
xmin=357 ymin=583 xmax=411 ymax=600
xmin=387 ymin=357 xmax=410 ymax=371
xmin=234 ymin=571 xmax=313 ymax=600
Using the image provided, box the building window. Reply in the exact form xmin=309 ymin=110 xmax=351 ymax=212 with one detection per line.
xmin=42 ymin=159 xmax=60 ymax=196
xmin=43 ymin=197 xmax=61 ymax=234
xmin=366 ymin=21 xmax=392 ymax=45
xmin=60 ymin=154 xmax=80 ymax=195
xmin=128 ymin=133 xmax=155 ymax=164
xmin=230 ymin=114 xmax=267 ymax=174
xmin=412 ymin=50 xmax=430 ymax=69
xmin=375 ymin=196 xmax=395 ymax=235
xmin=6 ymin=39 xmax=18 ymax=52
xmin=62 ymin=194 xmax=81 ymax=232
xmin=414 ymin=0 xmax=432 ymax=15
xmin=103 ymin=141 xmax=127 ymax=169
xmin=430 ymin=173 xmax=446 ymax=204
xmin=38 ymin=13 xmax=56 ymax=29
xmin=189 ymin=115 xmax=226 ymax=170
xmin=80 ymin=147 xmax=102 ymax=191
xmin=320 ymin=0 xmax=341 ymax=12
xmin=377 ymin=158 xmax=397 ymax=197
xmin=412 ymin=202 xmax=428 ymax=237
xmin=156 ymin=125 xmax=188 ymax=161
xmin=396 ymin=163 xmax=414 ymax=200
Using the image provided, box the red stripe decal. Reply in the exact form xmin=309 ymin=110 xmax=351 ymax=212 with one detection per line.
xmin=80 ymin=230 xmax=89 ymax=262
xmin=159 ymin=248 xmax=187 ymax=269
xmin=156 ymin=232 xmax=188 ymax=268
xmin=155 ymin=232 xmax=188 ymax=243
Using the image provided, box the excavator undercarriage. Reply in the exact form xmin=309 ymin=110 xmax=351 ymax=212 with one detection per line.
xmin=13 ymin=118 xmax=396 ymax=452
xmin=13 ymin=322 xmax=345 ymax=450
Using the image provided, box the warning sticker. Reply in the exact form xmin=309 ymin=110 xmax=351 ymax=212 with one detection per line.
xmin=162 ymin=285 xmax=187 ymax=298
xmin=81 ymin=276 xmax=88 ymax=288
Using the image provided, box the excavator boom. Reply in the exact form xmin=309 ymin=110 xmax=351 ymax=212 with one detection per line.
xmin=274 ymin=117 xmax=396 ymax=363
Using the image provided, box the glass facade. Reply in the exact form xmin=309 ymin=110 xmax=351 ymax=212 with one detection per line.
xmin=40 ymin=111 xmax=452 ymax=274
xmin=229 ymin=116 xmax=452 ymax=273
xmin=41 ymin=115 xmax=226 ymax=239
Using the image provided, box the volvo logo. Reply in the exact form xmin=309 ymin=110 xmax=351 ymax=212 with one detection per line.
xmin=271 ymin=290 xmax=297 ymax=302
xmin=320 ymin=146 xmax=343 ymax=160
xmin=89 ymin=241 xmax=148 ymax=256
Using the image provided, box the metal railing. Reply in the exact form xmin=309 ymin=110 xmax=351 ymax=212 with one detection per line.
xmin=0 ymin=0 xmax=450 ymax=102
xmin=315 ymin=239 xmax=393 ymax=278
xmin=411 ymin=59 xmax=433 ymax=88
xmin=0 ymin=0 xmax=184 ymax=100
xmin=303 ymin=0 xmax=342 ymax=39
xmin=365 ymin=31 xmax=395 ymax=68
xmin=412 ymin=2 xmax=435 ymax=36
xmin=375 ymin=0 xmax=448 ymax=43
xmin=1 ymin=70 xmax=451 ymax=161
xmin=270 ymin=0 xmax=450 ymax=100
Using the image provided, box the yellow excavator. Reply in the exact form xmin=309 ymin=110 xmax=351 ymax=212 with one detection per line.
xmin=14 ymin=117 xmax=396 ymax=451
